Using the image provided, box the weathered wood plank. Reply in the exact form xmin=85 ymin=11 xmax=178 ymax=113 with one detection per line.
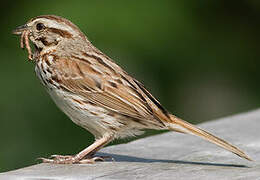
xmin=0 ymin=109 xmax=259 ymax=180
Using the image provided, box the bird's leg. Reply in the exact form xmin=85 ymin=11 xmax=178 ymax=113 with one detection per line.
xmin=40 ymin=134 xmax=113 ymax=164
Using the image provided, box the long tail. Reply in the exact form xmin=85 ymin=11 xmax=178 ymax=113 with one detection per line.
xmin=166 ymin=114 xmax=252 ymax=161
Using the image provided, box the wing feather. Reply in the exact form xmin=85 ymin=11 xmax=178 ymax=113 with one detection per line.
xmin=52 ymin=56 xmax=164 ymax=126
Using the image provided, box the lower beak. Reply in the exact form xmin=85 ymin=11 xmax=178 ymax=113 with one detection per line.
xmin=12 ymin=24 xmax=28 ymax=35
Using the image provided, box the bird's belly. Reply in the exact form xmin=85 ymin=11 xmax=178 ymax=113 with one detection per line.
xmin=48 ymin=88 xmax=116 ymax=138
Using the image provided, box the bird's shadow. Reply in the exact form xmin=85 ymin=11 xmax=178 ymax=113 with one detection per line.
xmin=96 ymin=152 xmax=249 ymax=168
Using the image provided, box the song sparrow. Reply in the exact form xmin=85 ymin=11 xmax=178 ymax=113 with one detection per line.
xmin=13 ymin=15 xmax=251 ymax=164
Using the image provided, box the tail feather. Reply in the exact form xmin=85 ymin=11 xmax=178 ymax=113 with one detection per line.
xmin=167 ymin=115 xmax=252 ymax=161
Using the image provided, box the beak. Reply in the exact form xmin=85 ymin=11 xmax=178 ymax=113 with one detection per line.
xmin=12 ymin=24 xmax=28 ymax=35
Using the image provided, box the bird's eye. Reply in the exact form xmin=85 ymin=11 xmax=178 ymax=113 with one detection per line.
xmin=36 ymin=23 xmax=45 ymax=31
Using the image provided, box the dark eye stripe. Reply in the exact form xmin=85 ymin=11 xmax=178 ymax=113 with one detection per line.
xmin=48 ymin=28 xmax=72 ymax=38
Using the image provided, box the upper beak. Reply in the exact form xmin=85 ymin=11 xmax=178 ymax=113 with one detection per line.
xmin=12 ymin=24 xmax=28 ymax=35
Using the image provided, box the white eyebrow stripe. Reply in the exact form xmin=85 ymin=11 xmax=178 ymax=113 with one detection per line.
xmin=28 ymin=18 xmax=76 ymax=35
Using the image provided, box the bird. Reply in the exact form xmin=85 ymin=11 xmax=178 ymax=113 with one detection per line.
xmin=12 ymin=15 xmax=251 ymax=164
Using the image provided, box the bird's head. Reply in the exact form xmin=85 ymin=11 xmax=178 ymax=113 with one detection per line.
xmin=13 ymin=15 xmax=87 ymax=60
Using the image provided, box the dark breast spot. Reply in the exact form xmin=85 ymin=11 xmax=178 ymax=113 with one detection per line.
xmin=45 ymin=58 xmax=51 ymax=66
xmin=46 ymin=68 xmax=52 ymax=74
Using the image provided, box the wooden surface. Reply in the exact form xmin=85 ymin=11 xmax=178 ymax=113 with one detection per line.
xmin=0 ymin=109 xmax=259 ymax=180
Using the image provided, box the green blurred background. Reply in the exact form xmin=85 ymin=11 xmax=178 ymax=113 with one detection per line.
xmin=1 ymin=0 xmax=260 ymax=172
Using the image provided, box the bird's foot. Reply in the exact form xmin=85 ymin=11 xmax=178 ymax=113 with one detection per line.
xmin=39 ymin=154 xmax=111 ymax=164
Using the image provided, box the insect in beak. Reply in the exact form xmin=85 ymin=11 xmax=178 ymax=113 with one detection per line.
xmin=12 ymin=24 xmax=33 ymax=61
